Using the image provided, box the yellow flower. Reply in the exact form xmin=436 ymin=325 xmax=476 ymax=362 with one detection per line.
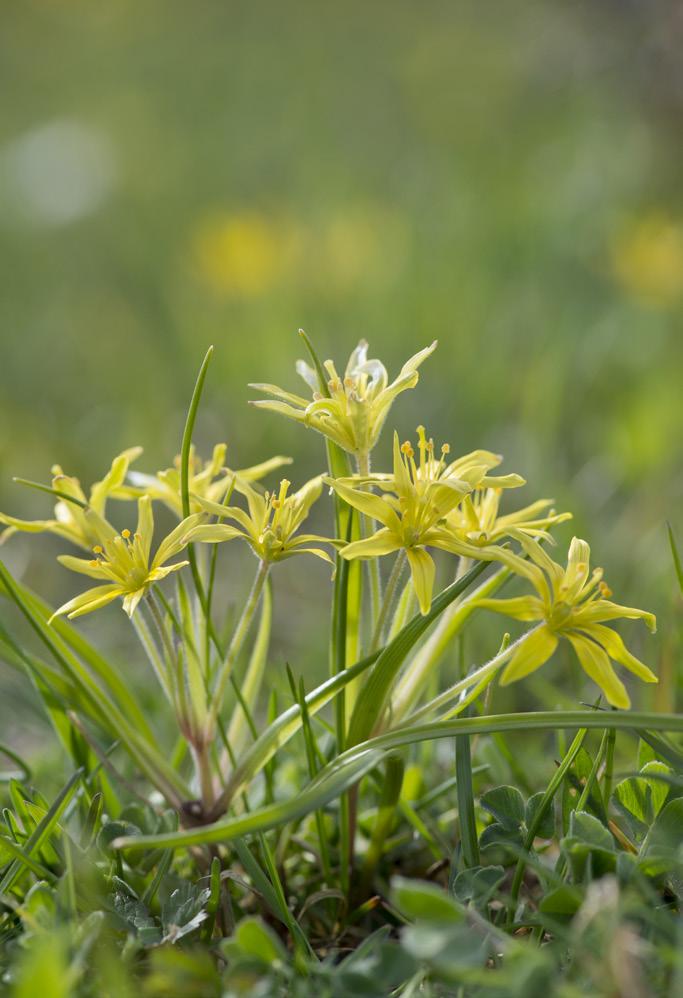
xmin=611 ymin=214 xmax=683 ymax=307
xmin=326 ymin=429 xmax=474 ymax=614
xmin=192 ymin=213 xmax=287 ymax=298
xmin=476 ymin=535 xmax=657 ymax=709
xmin=0 ymin=447 xmax=142 ymax=551
xmin=124 ymin=444 xmax=292 ymax=518
xmin=184 ymin=476 xmax=333 ymax=565
xmin=446 ymin=489 xmax=571 ymax=546
xmin=52 ymin=497 xmax=201 ymax=620
xmin=250 ymin=339 xmax=437 ymax=457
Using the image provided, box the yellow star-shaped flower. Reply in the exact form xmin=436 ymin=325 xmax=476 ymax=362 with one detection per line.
xmin=477 ymin=534 xmax=657 ymax=708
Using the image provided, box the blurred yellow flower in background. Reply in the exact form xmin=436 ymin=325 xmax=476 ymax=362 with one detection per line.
xmin=611 ymin=214 xmax=683 ymax=307
xmin=191 ymin=212 xmax=294 ymax=297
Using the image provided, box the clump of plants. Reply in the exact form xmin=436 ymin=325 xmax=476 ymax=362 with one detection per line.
xmin=0 ymin=335 xmax=681 ymax=997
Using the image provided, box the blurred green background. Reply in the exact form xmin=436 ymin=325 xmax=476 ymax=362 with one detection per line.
xmin=1 ymin=0 xmax=682 ymax=749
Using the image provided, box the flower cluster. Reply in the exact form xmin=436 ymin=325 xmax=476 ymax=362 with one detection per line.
xmin=0 ymin=338 xmax=657 ymax=709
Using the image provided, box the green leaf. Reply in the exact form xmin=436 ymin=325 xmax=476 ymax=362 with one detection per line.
xmin=0 ymin=768 xmax=83 ymax=895
xmin=452 ymin=865 xmax=505 ymax=907
xmin=537 ymin=885 xmax=582 ymax=921
xmin=666 ymin=521 xmax=683 ymax=595
xmin=113 ymin=746 xmax=384 ymax=850
xmin=567 ymin=810 xmax=615 ymax=852
xmin=480 ymin=785 xmax=525 ymax=830
xmin=613 ymin=760 xmax=672 ymax=829
xmin=391 ymin=876 xmax=464 ymax=923
xmin=525 ymin=792 xmax=555 ymax=839
xmin=346 ymin=560 xmax=487 ymax=748
xmin=223 ymin=916 xmax=289 ymax=966
xmin=641 ymin=796 xmax=683 ymax=865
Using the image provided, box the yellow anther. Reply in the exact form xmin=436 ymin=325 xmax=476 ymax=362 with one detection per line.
xmin=401 ymin=441 xmax=414 ymax=458
xmin=441 ymin=443 xmax=451 ymax=455
xmin=90 ymin=560 xmax=99 ymax=568
xmin=599 ymin=581 xmax=613 ymax=598
xmin=93 ymin=545 xmax=103 ymax=555
xmin=271 ymin=498 xmax=281 ymax=509
xmin=121 ymin=529 xmax=131 ymax=539
xmin=344 ymin=376 xmax=355 ymax=389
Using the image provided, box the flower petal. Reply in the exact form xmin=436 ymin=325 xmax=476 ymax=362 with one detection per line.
xmin=57 ymin=554 xmax=118 ymax=581
xmin=325 ymin=478 xmax=401 ymax=531
xmin=152 ymin=513 xmax=203 ymax=568
xmin=341 ymin=528 xmax=400 ymax=560
xmin=578 ymin=624 xmax=658 ymax=683
xmin=406 ymin=546 xmax=436 ymax=615
xmin=183 ymin=524 xmax=244 ymax=544
xmin=90 ymin=446 xmax=143 ymax=511
xmin=122 ymin=588 xmax=146 ymax=618
xmin=50 ymin=584 xmax=122 ymax=622
xmin=476 ymin=595 xmax=545 ymax=621
xmin=136 ymin=496 xmax=154 ymax=564
xmin=566 ymin=632 xmax=630 ymax=709
xmin=575 ymin=600 xmax=657 ymax=633
xmin=500 ymin=625 xmax=558 ymax=684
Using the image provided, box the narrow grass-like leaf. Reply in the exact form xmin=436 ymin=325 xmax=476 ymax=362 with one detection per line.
xmin=346 ymin=560 xmax=487 ymax=748
xmin=1 ymin=576 xmax=154 ymax=742
xmin=114 ymin=747 xmax=384 ymax=850
xmin=227 ymin=578 xmax=272 ymax=756
xmin=115 ymin=708 xmax=683 ymax=853
xmin=11 ymin=477 xmax=88 ymax=508
xmin=0 ymin=561 xmax=190 ymax=804
xmin=667 ymin=521 xmax=683 ymax=595
xmin=0 ymin=768 xmax=82 ymax=894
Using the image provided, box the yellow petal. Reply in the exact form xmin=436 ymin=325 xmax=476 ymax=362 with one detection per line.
xmin=566 ymin=632 xmax=630 ymax=709
xmin=579 ymin=624 xmax=658 ymax=683
xmin=500 ymin=625 xmax=558 ymax=684
xmin=476 ymin=595 xmax=545 ymax=621
xmin=406 ymin=546 xmax=436 ymax=615
xmin=57 ymin=554 xmax=117 ymax=581
xmin=50 ymin=584 xmax=122 ymax=622
xmin=325 ymin=478 xmax=401 ymax=531
xmin=341 ymin=528 xmax=401 ymax=560
xmin=183 ymin=524 xmax=244 ymax=544
xmin=136 ymin=496 xmax=154 ymax=564
xmin=122 ymin=588 xmax=146 ymax=618
xmin=152 ymin=513 xmax=203 ymax=568
xmin=575 ymin=600 xmax=656 ymax=633
xmin=90 ymin=446 xmax=143 ymax=511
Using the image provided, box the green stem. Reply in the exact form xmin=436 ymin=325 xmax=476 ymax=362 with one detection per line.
xmin=146 ymin=589 xmax=177 ymax=670
xmin=361 ymin=754 xmax=404 ymax=894
xmin=404 ymin=625 xmax=542 ymax=726
xmin=370 ymin=549 xmax=407 ymax=652
xmin=507 ymin=724 xmax=589 ymax=923
xmin=356 ymin=450 xmax=382 ymax=637
xmin=603 ymin=724 xmax=616 ymax=807
xmin=455 ymin=727 xmax=480 ymax=869
xmin=391 ymin=566 xmax=510 ymax=722
xmin=207 ymin=560 xmax=270 ymax=736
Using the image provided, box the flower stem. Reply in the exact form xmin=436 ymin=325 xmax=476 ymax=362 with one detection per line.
xmin=356 ymin=450 xmax=382 ymax=640
xmin=403 ymin=625 xmax=542 ymax=725
xmin=207 ymin=560 xmax=270 ymax=738
xmin=370 ymin=549 xmax=407 ymax=652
